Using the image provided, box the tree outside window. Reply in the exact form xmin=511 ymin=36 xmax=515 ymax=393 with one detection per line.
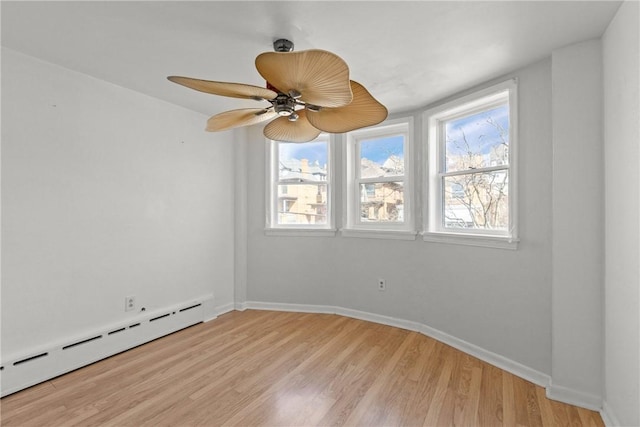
xmin=424 ymin=79 xmax=517 ymax=246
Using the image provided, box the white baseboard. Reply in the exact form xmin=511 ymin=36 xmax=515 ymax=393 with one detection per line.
xmin=419 ymin=320 xmax=551 ymax=387
xmin=546 ymin=382 xmax=602 ymax=411
xmin=202 ymin=294 xmax=217 ymax=322
xmin=210 ymin=302 xmax=236 ymax=320
xmin=600 ymin=401 xmax=622 ymax=427
xmin=335 ymin=306 xmax=424 ymax=333
xmin=246 ymin=301 xmax=335 ymax=314
xmin=243 ymin=301 xmax=551 ymax=390
xmin=0 ymin=295 xmax=213 ymax=397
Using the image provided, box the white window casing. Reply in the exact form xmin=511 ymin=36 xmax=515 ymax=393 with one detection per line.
xmin=423 ymin=79 xmax=519 ymax=249
xmin=265 ymin=134 xmax=336 ymax=236
xmin=343 ymin=117 xmax=417 ymax=240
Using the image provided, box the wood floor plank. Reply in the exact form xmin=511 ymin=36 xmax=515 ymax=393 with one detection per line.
xmin=339 ymin=330 xmax=417 ymax=426
xmin=434 ymin=346 xmax=466 ymax=426
xmin=525 ymin=377 xmax=544 ymax=426
xmin=512 ymin=374 xmax=533 ymax=426
xmin=221 ymin=314 xmax=367 ymax=426
xmin=548 ymin=395 xmax=573 ymax=425
xmin=0 ymin=310 xmax=605 ymax=426
xmin=536 ymin=386 xmax=557 ymax=426
xmin=422 ymin=348 xmax=455 ymax=426
xmin=567 ymin=405 xmax=589 ymax=426
xmin=397 ymin=336 xmax=438 ymax=426
xmin=351 ymin=331 xmax=425 ymax=426
xmin=315 ymin=328 xmax=398 ymax=426
xmin=478 ymin=363 xmax=504 ymax=426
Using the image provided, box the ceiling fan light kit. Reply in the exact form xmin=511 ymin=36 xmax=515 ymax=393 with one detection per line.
xmin=168 ymin=38 xmax=388 ymax=143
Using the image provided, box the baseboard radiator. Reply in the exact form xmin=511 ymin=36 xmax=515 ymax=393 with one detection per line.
xmin=0 ymin=298 xmax=210 ymax=397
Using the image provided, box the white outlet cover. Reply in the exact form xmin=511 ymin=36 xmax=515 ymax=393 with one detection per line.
xmin=125 ymin=296 xmax=135 ymax=311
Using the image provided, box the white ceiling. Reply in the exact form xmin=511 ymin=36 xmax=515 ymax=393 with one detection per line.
xmin=1 ymin=1 xmax=621 ymax=117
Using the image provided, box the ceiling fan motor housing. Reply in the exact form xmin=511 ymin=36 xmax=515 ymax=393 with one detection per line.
xmin=274 ymin=93 xmax=297 ymax=117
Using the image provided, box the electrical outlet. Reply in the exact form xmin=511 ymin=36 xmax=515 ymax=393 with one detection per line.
xmin=378 ymin=278 xmax=386 ymax=291
xmin=125 ymin=295 xmax=136 ymax=312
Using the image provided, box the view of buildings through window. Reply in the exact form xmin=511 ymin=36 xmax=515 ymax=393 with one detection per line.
xmin=442 ymin=103 xmax=510 ymax=230
xmin=358 ymin=135 xmax=405 ymax=223
xmin=276 ymin=140 xmax=329 ymax=226
xmin=274 ymin=134 xmax=408 ymax=227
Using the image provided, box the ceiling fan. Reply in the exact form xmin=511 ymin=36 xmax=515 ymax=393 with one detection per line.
xmin=168 ymin=39 xmax=388 ymax=143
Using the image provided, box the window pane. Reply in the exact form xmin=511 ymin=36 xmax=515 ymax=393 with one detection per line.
xmin=359 ymin=135 xmax=404 ymax=178
xmin=277 ymin=184 xmax=328 ymax=225
xmin=359 ymin=182 xmax=404 ymax=223
xmin=279 ymin=141 xmax=328 ymax=182
xmin=443 ymin=171 xmax=508 ymax=230
xmin=445 ymin=103 xmax=509 ymax=172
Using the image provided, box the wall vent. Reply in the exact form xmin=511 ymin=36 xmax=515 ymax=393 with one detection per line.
xmin=149 ymin=313 xmax=170 ymax=322
xmin=13 ymin=352 xmax=48 ymax=366
xmin=62 ymin=335 xmax=102 ymax=350
xmin=179 ymin=303 xmax=202 ymax=312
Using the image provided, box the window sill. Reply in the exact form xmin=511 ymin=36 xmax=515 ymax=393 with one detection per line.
xmin=264 ymin=228 xmax=337 ymax=237
xmin=422 ymin=231 xmax=519 ymax=250
xmin=341 ymin=229 xmax=418 ymax=241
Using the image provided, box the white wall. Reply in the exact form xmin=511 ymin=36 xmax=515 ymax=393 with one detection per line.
xmin=603 ymin=1 xmax=640 ymax=425
xmin=1 ymin=49 xmax=235 ymax=360
xmin=243 ymin=58 xmax=553 ymax=376
xmin=550 ymin=39 xmax=603 ymax=407
xmin=233 ymin=129 xmax=249 ymax=306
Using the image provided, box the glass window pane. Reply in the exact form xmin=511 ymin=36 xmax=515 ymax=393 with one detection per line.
xmin=359 ymin=135 xmax=404 ymax=178
xmin=443 ymin=172 xmax=509 ymax=230
xmin=359 ymin=182 xmax=404 ymax=223
xmin=445 ymin=103 xmax=509 ymax=172
xmin=277 ymin=184 xmax=327 ymax=225
xmin=278 ymin=141 xmax=328 ymax=182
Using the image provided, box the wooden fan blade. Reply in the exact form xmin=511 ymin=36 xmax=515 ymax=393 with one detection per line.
xmin=305 ymin=81 xmax=388 ymax=133
xmin=263 ymin=110 xmax=321 ymax=143
xmin=168 ymin=76 xmax=277 ymax=101
xmin=207 ymin=108 xmax=277 ymax=132
xmin=255 ymin=50 xmax=352 ymax=108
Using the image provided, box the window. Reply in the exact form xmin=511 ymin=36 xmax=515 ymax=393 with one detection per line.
xmin=344 ymin=118 xmax=415 ymax=239
xmin=424 ymin=80 xmax=518 ymax=249
xmin=266 ymin=134 xmax=334 ymax=235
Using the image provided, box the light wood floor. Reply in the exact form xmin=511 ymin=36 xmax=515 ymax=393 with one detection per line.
xmin=1 ymin=310 xmax=604 ymax=426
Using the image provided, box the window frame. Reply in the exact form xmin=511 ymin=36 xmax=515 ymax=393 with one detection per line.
xmin=423 ymin=79 xmax=519 ymax=249
xmin=343 ymin=117 xmax=416 ymax=240
xmin=265 ymin=134 xmax=336 ymax=236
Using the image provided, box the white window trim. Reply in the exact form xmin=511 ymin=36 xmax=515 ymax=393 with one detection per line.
xmin=265 ymin=134 xmax=336 ymax=236
xmin=342 ymin=117 xmax=416 ymax=239
xmin=423 ymin=79 xmax=519 ymax=250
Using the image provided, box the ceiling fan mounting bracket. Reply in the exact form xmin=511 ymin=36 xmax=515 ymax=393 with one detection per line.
xmin=273 ymin=38 xmax=294 ymax=52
